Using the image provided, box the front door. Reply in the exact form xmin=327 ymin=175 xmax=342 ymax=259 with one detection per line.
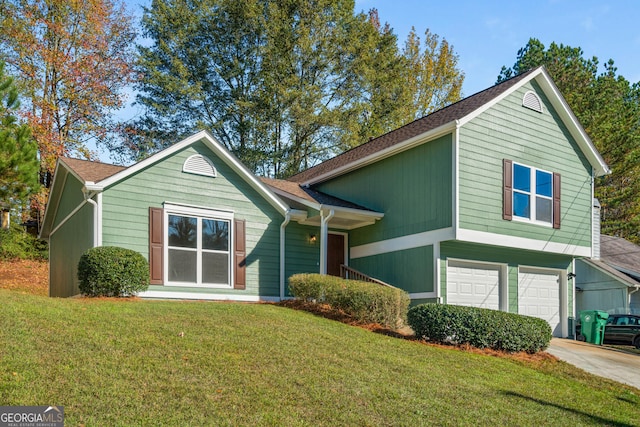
xmin=327 ymin=233 xmax=345 ymax=277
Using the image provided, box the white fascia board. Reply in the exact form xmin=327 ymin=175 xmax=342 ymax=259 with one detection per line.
xmin=269 ymin=187 xmax=321 ymax=211
xmin=320 ymin=204 xmax=384 ymax=220
xmin=90 ymin=130 xmax=289 ymax=215
xmin=580 ymin=259 xmax=640 ymax=289
xmin=457 ymin=228 xmax=591 ymax=257
xmin=534 ymin=71 xmax=610 ymax=177
xmin=301 ymin=122 xmax=457 ymax=186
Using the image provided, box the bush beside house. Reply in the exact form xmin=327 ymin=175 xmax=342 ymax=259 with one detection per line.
xmin=408 ymin=303 xmax=552 ymax=353
xmin=78 ymin=246 xmax=149 ymax=297
xmin=289 ymin=273 xmax=410 ymax=329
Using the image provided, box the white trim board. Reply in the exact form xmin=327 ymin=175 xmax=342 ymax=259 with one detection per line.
xmin=457 ymin=229 xmax=591 ymax=257
xmin=139 ymin=290 xmax=280 ymax=302
xmin=350 ymin=227 xmax=455 ymax=259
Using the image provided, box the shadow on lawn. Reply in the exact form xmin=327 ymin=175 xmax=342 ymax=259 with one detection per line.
xmin=502 ymin=391 xmax=637 ymax=427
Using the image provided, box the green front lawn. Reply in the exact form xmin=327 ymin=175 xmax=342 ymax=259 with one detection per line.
xmin=1 ymin=289 xmax=638 ymax=426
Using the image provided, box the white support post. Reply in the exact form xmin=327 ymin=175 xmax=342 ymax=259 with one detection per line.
xmin=319 ymin=209 xmax=335 ymax=275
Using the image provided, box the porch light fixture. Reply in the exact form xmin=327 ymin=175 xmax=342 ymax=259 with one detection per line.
xmin=568 ymin=272 xmax=577 ymax=280
xmin=309 ymin=234 xmax=317 ymax=244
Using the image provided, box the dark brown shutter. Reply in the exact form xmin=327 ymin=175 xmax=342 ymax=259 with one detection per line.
xmin=234 ymin=219 xmax=246 ymax=289
xmin=503 ymin=159 xmax=513 ymax=220
xmin=149 ymin=207 xmax=164 ymax=285
xmin=553 ymin=172 xmax=561 ymax=229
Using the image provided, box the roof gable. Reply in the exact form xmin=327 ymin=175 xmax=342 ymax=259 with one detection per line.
xmin=290 ymin=66 xmax=609 ymax=185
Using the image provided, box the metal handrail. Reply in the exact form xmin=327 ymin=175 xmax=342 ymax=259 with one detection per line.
xmin=340 ymin=264 xmax=395 ymax=288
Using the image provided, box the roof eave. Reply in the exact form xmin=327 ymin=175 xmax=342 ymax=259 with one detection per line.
xmin=87 ymin=130 xmax=290 ymax=216
xmin=300 ymin=121 xmax=457 ymax=186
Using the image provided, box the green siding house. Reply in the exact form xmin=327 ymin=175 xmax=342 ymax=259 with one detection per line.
xmin=40 ymin=66 xmax=609 ymax=338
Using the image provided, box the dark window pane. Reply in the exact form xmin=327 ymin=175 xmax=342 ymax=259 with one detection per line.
xmin=536 ymin=197 xmax=552 ymax=223
xmin=203 ymin=253 xmax=229 ymax=284
xmin=168 ymin=249 xmax=197 ymax=282
xmin=168 ymin=215 xmax=197 ymax=248
xmin=513 ymin=192 xmax=530 ymax=218
xmin=513 ymin=164 xmax=530 ymax=192
xmin=203 ymin=219 xmax=229 ymax=251
xmin=536 ymin=170 xmax=552 ymax=197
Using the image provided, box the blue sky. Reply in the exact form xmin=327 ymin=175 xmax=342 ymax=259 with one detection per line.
xmin=111 ymin=0 xmax=639 ymax=160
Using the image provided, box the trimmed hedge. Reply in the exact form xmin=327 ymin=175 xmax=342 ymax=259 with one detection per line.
xmin=407 ymin=303 xmax=552 ymax=353
xmin=288 ymin=273 xmax=410 ymax=329
xmin=78 ymin=246 xmax=149 ymax=297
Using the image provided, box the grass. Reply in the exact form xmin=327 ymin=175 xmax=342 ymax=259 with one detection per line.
xmin=1 ymin=289 xmax=640 ymax=426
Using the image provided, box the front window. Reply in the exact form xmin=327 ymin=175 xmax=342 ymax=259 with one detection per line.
xmin=166 ymin=207 xmax=232 ymax=287
xmin=512 ymin=163 xmax=553 ymax=225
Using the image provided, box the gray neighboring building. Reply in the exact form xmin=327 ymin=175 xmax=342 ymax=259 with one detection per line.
xmin=576 ymin=226 xmax=640 ymax=314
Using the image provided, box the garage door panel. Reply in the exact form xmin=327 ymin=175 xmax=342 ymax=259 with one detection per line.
xmin=518 ymin=269 xmax=561 ymax=337
xmin=448 ymin=262 xmax=500 ymax=311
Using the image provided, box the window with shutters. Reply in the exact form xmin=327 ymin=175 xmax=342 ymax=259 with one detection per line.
xmin=164 ymin=204 xmax=233 ymax=288
xmin=507 ymin=161 xmax=559 ymax=227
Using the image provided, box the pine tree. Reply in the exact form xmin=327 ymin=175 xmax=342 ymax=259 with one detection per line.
xmin=0 ymin=61 xmax=39 ymax=220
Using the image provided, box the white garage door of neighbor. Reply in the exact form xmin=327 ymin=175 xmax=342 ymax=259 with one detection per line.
xmin=518 ymin=269 xmax=561 ymax=336
xmin=447 ymin=261 xmax=500 ymax=310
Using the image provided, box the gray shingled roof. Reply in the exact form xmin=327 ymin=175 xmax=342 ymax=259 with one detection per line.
xmin=261 ymin=177 xmax=378 ymax=212
xmin=600 ymin=235 xmax=640 ymax=280
xmin=289 ymin=67 xmax=539 ymax=184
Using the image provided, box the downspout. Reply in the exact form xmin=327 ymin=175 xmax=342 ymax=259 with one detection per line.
xmin=280 ymin=212 xmax=291 ymax=300
xmin=629 ymin=286 xmax=639 ymax=313
xmin=83 ymin=189 xmax=99 ymax=248
xmin=319 ymin=208 xmax=335 ymax=275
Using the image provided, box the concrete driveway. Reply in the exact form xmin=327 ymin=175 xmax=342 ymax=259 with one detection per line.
xmin=547 ymin=338 xmax=640 ymax=390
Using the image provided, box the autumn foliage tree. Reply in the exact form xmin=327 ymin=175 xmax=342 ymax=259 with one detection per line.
xmin=0 ymin=0 xmax=137 ymax=191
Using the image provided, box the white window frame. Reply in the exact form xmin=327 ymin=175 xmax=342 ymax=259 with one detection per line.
xmin=512 ymin=162 xmax=553 ymax=227
xmin=164 ymin=203 xmax=234 ymax=288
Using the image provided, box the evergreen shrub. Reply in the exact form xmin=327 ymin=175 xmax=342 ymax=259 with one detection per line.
xmin=78 ymin=246 xmax=149 ymax=297
xmin=407 ymin=303 xmax=552 ymax=353
xmin=288 ymin=273 xmax=410 ymax=328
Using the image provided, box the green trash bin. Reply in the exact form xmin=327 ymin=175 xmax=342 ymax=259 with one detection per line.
xmin=579 ymin=310 xmax=610 ymax=345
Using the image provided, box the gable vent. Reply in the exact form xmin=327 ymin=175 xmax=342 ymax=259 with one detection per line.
xmin=522 ymin=91 xmax=543 ymax=113
xmin=183 ymin=154 xmax=217 ymax=177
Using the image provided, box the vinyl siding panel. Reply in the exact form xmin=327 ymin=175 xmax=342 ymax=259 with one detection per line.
xmin=284 ymin=222 xmax=321 ymax=296
xmin=317 ymin=134 xmax=453 ymax=246
xmin=458 ymin=81 xmax=593 ymax=248
xmin=101 ymin=141 xmax=282 ymax=297
xmin=350 ymin=245 xmax=434 ymax=294
xmin=49 ymin=203 xmax=93 ymax=297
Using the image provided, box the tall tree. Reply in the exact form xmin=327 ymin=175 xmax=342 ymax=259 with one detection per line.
xmin=0 ymin=61 xmax=39 ymax=214
xmin=114 ymin=0 xmax=464 ymax=177
xmin=403 ymin=27 xmax=464 ymax=118
xmin=498 ymin=38 xmax=640 ymax=243
xmin=0 ymin=0 xmax=137 ymax=187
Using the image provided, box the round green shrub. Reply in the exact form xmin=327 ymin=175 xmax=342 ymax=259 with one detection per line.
xmin=408 ymin=303 xmax=552 ymax=353
xmin=78 ymin=246 xmax=149 ymax=297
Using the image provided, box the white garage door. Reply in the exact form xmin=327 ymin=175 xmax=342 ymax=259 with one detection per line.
xmin=447 ymin=261 xmax=500 ymax=310
xmin=518 ymin=268 xmax=561 ymax=336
